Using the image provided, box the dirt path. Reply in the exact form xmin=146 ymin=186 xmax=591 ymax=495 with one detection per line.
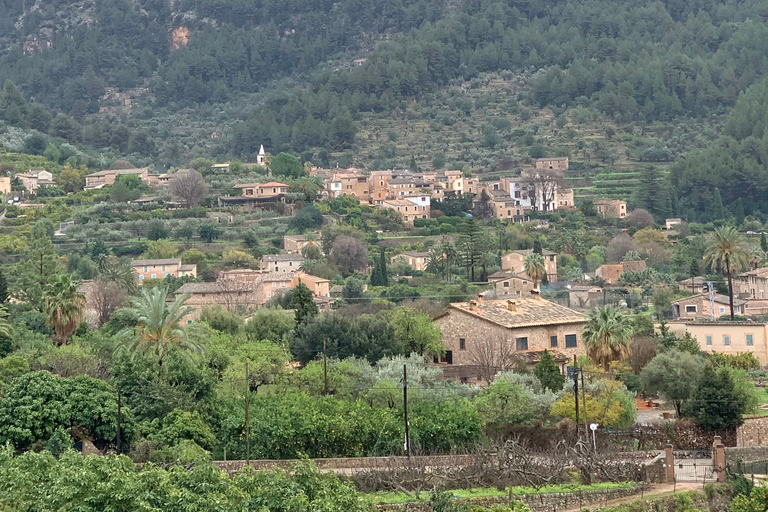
xmin=561 ymin=482 xmax=702 ymax=512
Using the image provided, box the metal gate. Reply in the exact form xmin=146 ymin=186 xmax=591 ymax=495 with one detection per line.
xmin=674 ymin=451 xmax=716 ymax=483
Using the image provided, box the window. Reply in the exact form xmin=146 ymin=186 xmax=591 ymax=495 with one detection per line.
xmin=143 ymin=266 xmax=148 ymax=273
xmin=151 ymin=274 xmax=156 ymax=279
xmin=549 ymin=256 xmax=555 ymax=262
xmin=459 ymin=338 xmax=466 ymax=350
xmin=747 ymin=334 xmax=754 ymax=346
xmin=720 ymin=307 xmax=725 ymax=314
xmin=503 ymin=282 xmax=510 ymax=288
xmin=550 ymin=336 xmax=558 ymax=348
xmin=724 ymin=335 xmax=730 ymax=346
xmin=162 ymin=265 xmax=166 ymax=272
xmin=685 ymin=305 xmax=697 ymax=313
xmin=706 ymin=335 xmax=712 ymax=346
xmin=516 ymin=337 xmax=528 ymax=351
xmin=139 ymin=275 xmax=144 ymax=280
xmin=565 ymin=334 xmax=577 ymax=348
xmin=164 ymin=273 xmax=169 ymax=278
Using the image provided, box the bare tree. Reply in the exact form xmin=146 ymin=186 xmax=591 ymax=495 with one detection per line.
xmin=216 ymin=278 xmax=256 ymax=313
xmin=91 ymin=277 xmax=128 ymax=327
xmin=465 ymin=335 xmax=517 ymax=383
xmin=170 ymin=169 xmax=208 ymax=208
xmin=520 ymin=168 xmax=564 ymax=212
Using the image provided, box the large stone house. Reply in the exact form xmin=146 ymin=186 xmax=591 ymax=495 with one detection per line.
xmin=260 ymin=253 xmax=305 ymax=273
xmin=594 ymin=199 xmax=627 ymax=219
xmin=131 ymin=258 xmax=197 ymax=282
xmin=381 ymin=196 xmax=430 ymax=225
xmin=568 ymin=285 xmax=604 ymax=309
xmin=391 ymin=252 xmax=430 ymax=271
xmin=85 ymin=168 xmax=149 ymax=189
xmin=595 ymin=260 xmax=646 ymax=285
xmin=432 ymin=296 xmax=587 ymax=384
xmin=489 ymin=272 xmax=536 ymax=298
xmin=672 ymin=293 xmax=746 ymax=320
xmin=535 ymin=157 xmax=569 ymax=170
xmin=16 ymin=169 xmax=55 ymax=192
xmin=218 ymin=181 xmax=289 ymax=207
xmin=283 ymin=234 xmax=321 ymax=254
xmin=666 ymin=321 xmax=768 ymax=365
xmin=501 ymin=250 xmax=557 ymax=282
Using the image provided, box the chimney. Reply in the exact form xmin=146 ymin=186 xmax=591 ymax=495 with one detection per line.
xmin=469 ymin=300 xmax=478 ymax=311
xmin=507 ymin=300 xmax=517 ymax=312
xmin=530 ymin=289 xmax=541 ymax=299
xmin=477 ymin=293 xmax=484 ymax=303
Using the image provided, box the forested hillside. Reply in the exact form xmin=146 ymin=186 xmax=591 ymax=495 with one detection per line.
xmin=3 ymin=0 xmax=768 ymax=219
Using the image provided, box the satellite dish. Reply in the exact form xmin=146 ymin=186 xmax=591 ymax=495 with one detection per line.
xmin=590 ymin=423 xmax=599 ymax=431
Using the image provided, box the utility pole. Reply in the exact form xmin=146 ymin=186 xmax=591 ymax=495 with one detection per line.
xmin=403 ymin=364 xmax=411 ymax=458
xmin=573 ymin=355 xmax=579 ymax=437
xmin=323 ymin=338 xmax=328 ymax=396
xmin=116 ymin=388 xmax=122 ymax=454
xmin=245 ymin=361 xmax=250 ymax=465
xmin=581 ymin=367 xmax=588 ymax=435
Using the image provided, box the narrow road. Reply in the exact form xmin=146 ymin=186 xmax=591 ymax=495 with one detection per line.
xmin=561 ymin=482 xmax=702 ymax=512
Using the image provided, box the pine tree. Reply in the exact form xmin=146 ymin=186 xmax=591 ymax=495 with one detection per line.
xmin=683 ymin=365 xmax=746 ymax=431
xmin=13 ymin=220 xmax=59 ymax=310
xmin=534 ymin=350 xmax=565 ymax=392
xmin=291 ymin=281 xmax=318 ymax=325
xmin=461 ymin=217 xmax=484 ymax=282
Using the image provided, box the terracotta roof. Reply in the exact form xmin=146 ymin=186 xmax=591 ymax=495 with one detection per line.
xmin=295 ymin=272 xmax=329 ymax=284
xmin=395 ymin=251 xmax=429 ymax=258
xmin=512 ymin=249 xmax=557 ymax=257
xmin=176 ymin=282 xmax=224 ymax=294
xmin=179 ymin=264 xmax=196 ymax=272
xmin=233 ymin=181 xmax=289 ymax=189
xmin=443 ymin=298 xmax=586 ymax=328
xmin=132 ymin=258 xmax=181 ymax=266
xmin=261 ymin=181 xmax=289 ymax=187
xmin=87 ymin=167 xmax=148 ymax=177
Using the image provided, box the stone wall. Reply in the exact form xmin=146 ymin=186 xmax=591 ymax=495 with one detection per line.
xmin=376 ymin=484 xmax=646 ymax=512
xmin=725 ymin=446 xmax=768 ymax=465
xmin=736 ymin=416 xmax=768 ymax=447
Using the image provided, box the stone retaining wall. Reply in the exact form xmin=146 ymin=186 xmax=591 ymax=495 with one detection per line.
xmin=736 ymin=416 xmax=768 ymax=447
xmin=725 ymin=446 xmax=768 ymax=464
xmin=376 ymin=484 xmax=646 ymax=511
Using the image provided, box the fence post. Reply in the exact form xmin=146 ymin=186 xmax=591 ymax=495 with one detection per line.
xmin=714 ymin=443 xmax=726 ymax=483
xmin=665 ymin=444 xmax=675 ymax=483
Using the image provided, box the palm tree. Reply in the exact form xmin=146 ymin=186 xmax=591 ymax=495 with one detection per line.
xmin=425 ymin=248 xmax=445 ymax=279
xmin=524 ymin=252 xmax=546 ymax=289
xmin=0 ymin=305 xmax=13 ymax=339
xmin=120 ymin=286 xmax=201 ymax=365
xmin=44 ymin=274 xmax=86 ymax=345
xmin=301 ymin=241 xmax=322 ymax=261
xmin=582 ymin=305 xmax=633 ymax=372
xmin=704 ymin=225 xmax=750 ymax=320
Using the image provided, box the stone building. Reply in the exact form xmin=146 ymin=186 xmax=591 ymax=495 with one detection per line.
xmin=535 ymin=157 xmax=569 ymax=170
xmin=595 ymin=260 xmax=646 ymax=285
xmin=666 ymin=321 xmax=768 ymax=365
xmin=432 ymin=296 xmax=587 ymax=384
xmin=132 ymin=258 xmax=197 ymax=282
xmin=490 ymin=273 xmax=536 ymax=298
xmin=283 ymin=234 xmax=321 ymax=254
xmin=260 ymin=253 xmax=305 ymax=273
xmin=672 ymin=293 xmax=746 ymax=320
xmin=501 ymin=249 xmax=558 ymax=281
xmin=595 ymin=199 xmax=627 ymax=219
xmin=391 ymin=251 xmax=430 ymax=271
xmin=85 ymin=168 xmax=149 ymax=189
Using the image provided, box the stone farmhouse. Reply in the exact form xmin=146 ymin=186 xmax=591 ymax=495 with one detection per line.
xmin=433 ymin=296 xmax=587 ymax=384
xmin=672 ymin=293 xmax=746 ymax=320
xmin=131 ymin=258 xmax=197 ymax=282
xmin=381 ymin=195 xmax=430 ymax=225
xmin=218 ymin=181 xmax=289 ymax=207
xmin=595 ymin=260 xmax=646 ymax=285
xmin=85 ymin=168 xmax=150 ymax=190
xmin=260 ymin=253 xmax=305 ymax=273
xmin=16 ymin=169 xmax=55 ymax=193
xmin=488 ymin=270 xmax=536 ymax=298
xmin=283 ymin=234 xmax=321 ymax=254
xmin=391 ymin=251 xmax=430 ymax=271
xmin=595 ymin=199 xmax=627 ymax=219
xmin=535 ymin=157 xmax=569 ymax=170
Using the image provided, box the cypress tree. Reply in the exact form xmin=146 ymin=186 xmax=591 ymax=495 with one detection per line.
xmin=291 ymin=281 xmax=318 ymax=325
xmin=761 ymin=233 xmax=768 ymax=254
xmin=733 ymin=198 xmax=745 ymax=226
xmin=534 ymin=350 xmax=565 ymax=392
xmin=533 ymin=238 xmax=542 ymax=255
xmin=371 ymin=248 xmax=388 ymax=286
xmin=0 ymin=269 xmax=7 ymax=303
xmin=713 ymin=188 xmax=725 ymax=221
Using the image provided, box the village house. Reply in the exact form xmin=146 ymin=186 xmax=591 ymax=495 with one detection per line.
xmin=594 ymin=198 xmax=627 ymax=219
xmin=391 ymin=251 xmax=430 ymax=271
xmin=260 ymin=253 xmax=305 ymax=273
xmin=568 ymin=285 xmax=604 ymax=309
xmin=500 ymin=249 xmax=558 ymax=282
xmin=283 ymin=234 xmax=321 ymax=254
xmin=326 ymin=172 xmax=369 ymax=201
xmin=496 ymin=176 xmax=572 ymax=212
xmin=16 ymin=169 xmax=55 ymax=192
xmin=293 ymin=272 xmax=331 ymax=298
xmin=84 ymin=168 xmax=149 ymax=190
xmin=491 ymin=273 xmax=536 ymax=298
xmin=678 ymin=276 xmax=707 ymax=294
xmin=0 ymin=176 xmax=9 ymax=195
xmin=535 ymin=157 xmax=569 ymax=170
xmin=672 ymin=293 xmax=746 ymax=320
xmin=666 ymin=321 xmax=768 ymax=365
xmin=218 ymin=181 xmax=289 ymax=207
xmin=381 ymin=195 xmax=430 ymax=225
xmin=595 ymin=260 xmax=646 ymax=285
xmin=131 ymin=258 xmax=197 ymax=282
xmin=665 ymin=218 xmax=683 ymax=230
xmin=487 ymin=190 xmax=530 ymax=222
xmin=432 ymin=296 xmax=587 ymax=384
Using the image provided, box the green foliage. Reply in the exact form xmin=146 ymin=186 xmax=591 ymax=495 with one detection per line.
xmin=200 ymin=305 xmax=244 ymax=335
xmin=156 ymin=408 xmax=217 ymax=450
xmin=731 ymin=485 xmax=768 ymax=512
xmin=387 ymin=307 xmax=443 ymax=357
xmin=370 ymin=247 xmax=389 ymax=287
xmin=640 ymin=350 xmax=706 ymax=416
xmin=197 ymin=222 xmax=221 ymax=243
xmin=244 ymin=308 xmax=295 ymax=343
xmin=533 ymin=350 xmax=565 ymax=392
xmin=11 ymin=220 xmax=60 ymax=310
xmin=291 ymin=282 xmax=318 ymax=325
xmin=289 ymin=204 xmax=323 ymax=232
xmin=682 ymin=365 xmax=753 ymax=430
xmin=0 ymin=371 xmax=134 ymax=450
xmin=475 ymin=380 xmax=536 ymax=435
